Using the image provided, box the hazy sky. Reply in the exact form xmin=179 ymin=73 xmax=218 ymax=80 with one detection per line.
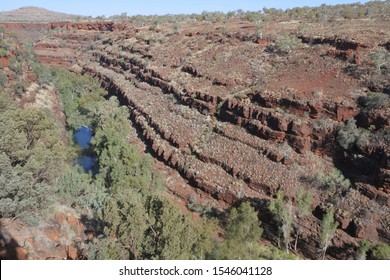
xmin=0 ymin=1 xmax=372 ymax=17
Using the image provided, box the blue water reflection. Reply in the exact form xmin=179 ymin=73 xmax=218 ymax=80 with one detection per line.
xmin=73 ymin=126 xmax=97 ymax=174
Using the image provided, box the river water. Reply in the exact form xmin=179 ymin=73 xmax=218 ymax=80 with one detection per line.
xmin=73 ymin=126 xmax=98 ymax=174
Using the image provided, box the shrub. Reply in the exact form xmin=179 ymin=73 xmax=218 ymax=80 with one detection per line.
xmin=32 ymin=63 xmax=53 ymax=85
xmin=369 ymin=243 xmax=390 ymax=260
xmin=14 ymin=79 xmax=24 ymax=96
xmin=274 ymin=35 xmax=302 ymax=55
xmin=8 ymin=57 xmax=17 ymax=72
xmin=150 ymin=19 xmax=160 ymax=30
xmin=172 ymin=21 xmax=181 ymax=34
xmin=372 ymin=48 xmax=390 ymax=71
xmin=0 ymin=69 xmax=8 ymax=87
xmin=336 ymin=119 xmax=369 ymax=150
xmin=358 ymin=92 xmax=389 ymax=112
xmin=316 ymin=168 xmax=351 ymax=204
xmin=187 ymin=194 xmax=213 ymax=215
xmin=0 ymin=47 xmax=8 ymax=57
xmin=358 ymin=240 xmax=372 ymax=260
xmin=316 ymin=168 xmax=350 ymax=191
xmin=245 ymin=12 xmax=261 ymax=22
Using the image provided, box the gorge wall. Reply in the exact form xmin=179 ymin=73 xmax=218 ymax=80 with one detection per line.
xmin=25 ymin=18 xmax=390 ymax=259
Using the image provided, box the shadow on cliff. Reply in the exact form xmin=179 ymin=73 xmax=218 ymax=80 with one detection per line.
xmin=0 ymin=222 xmax=27 ymax=260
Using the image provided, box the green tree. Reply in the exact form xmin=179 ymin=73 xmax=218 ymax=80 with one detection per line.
xmin=102 ymin=191 xmax=148 ymax=259
xmin=320 ymin=207 xmax=338 ymax=259
xmin=0 ymin=152 xmax=32 ymax=218
xmin=212 ymin=202 xmax=263 ymax=259
xmin=144 ymin=195 xmax=201 ymax=259
xmin=0 ymin=69 xmax=8 ymax=88
xmin=49 ymin=68 xmax=106 ymax=130
xmin=88 ymin=238 xmax=127 ymax=260
xmin=57 ymin=166 xmax=107 ymax=217
xmin=0 ymin=98 xmax=68 ymax=222
xmin=90 ymin=97 xmax=154 ymax=194
xmin=269 ymin=191 xmax=294 ymax=253
xmin=0 ymin=92 xmax=16 ymax=113
xmin=190 ymin=218 xmax=216 ymax=260
xmin=294 ymin=188 xmax=313 ymax=251
xmin=0 ymin=107 xmax=67 ymax=184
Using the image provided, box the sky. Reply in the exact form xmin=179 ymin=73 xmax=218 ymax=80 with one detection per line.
xmin=0 ymin=0 xmax=373 ymax=17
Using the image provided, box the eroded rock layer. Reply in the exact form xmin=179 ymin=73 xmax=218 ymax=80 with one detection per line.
xmin=32 ymin=18 xmax=390 ymax=259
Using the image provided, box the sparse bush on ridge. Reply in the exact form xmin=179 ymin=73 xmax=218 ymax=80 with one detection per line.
xmin=358 ymin=92 xmax=390 ymax=112
xmin=91 ymin=1 xmax=390 ymax=25
xmin=372 ymin=48 xmax=390 ymax=71
xmin=172 ymin=21 xmax=181 ymax=34
xmin=316 ymin=168 xmax=351 ymax=192
xmin=273 ymin=34 xmax=302 ymax=55
xmin=336 ymin=119 xmax=369 ymax=150
xmin=316 ymin=168 xmax=351 ymax=205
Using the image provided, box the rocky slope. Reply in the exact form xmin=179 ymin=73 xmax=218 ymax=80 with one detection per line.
xmin=2 ymin=15 xmax=389 ymax=259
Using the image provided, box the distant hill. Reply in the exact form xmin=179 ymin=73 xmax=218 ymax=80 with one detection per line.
xmin=0 ymin=6 xmax=87 ymax=22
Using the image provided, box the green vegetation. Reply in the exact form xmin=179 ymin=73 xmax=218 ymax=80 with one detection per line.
xmin=212 ymin=202 xmax=297 ymax=260
xmin=105 ymin=1 xmax=390 ymax=28
xmin=212 ymin=202 xmax=263 ymax=259
xmin=187 ymin=195 xmax=213 ymax=216
xmin=13 ymin=77 xmax=25 ymax=96
xmin=0 ymin=47 xmax=7 ymax=57
xmin=0 ymin=39 xmax=39 ymax=96
xmin=294 ymin=189 xmax=313 ymax=251
xmin=7 ymin=57 xmax=17 ymax=73
xmin=1 ymin=1 xmax=389 ymax=260
xmin=5 ymin=64 xmax=301 ymax=260
xmin=0 ymin=29 xmax=10 ymax=57
xmin=336 ymin=120 xmax=369 ymax=150
xmin=0 ymin=69 xmax=8 ymax=87
xmin=267 ymin=189 xmax=313 ymax=254
xmin=34 ymin=68 xmax=216 ymax=260
xmin=150 ymin=19 xmax=160 ymax=30
xmin=372 ymin=48 xmax=390 ymax=72
xmin=369 ymin=242 xmax=390 ymax=260
xmin=35 ymin=67 xmax=107 ymax=130
xmin=357 ymin=239 xmax=372 ymax=260
xmin=316 ymin=168 xmax=350 ymax=205
xmin=273 ymin=34 xmax=302 ymax=55
xmin=0 ymin=93 xmax=68 ymax=223
xmin=269 ymin=191 xmax=293 ymax=253
xmin=172 ymin=21 xmax=181 ymax=34
xmin=358 ymin=240 xmax=390 ymax=260
xmin=320 ymin=207 xmax=338 ymax=259
xmin=358 ymin=92 xmax=390 ymax=112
